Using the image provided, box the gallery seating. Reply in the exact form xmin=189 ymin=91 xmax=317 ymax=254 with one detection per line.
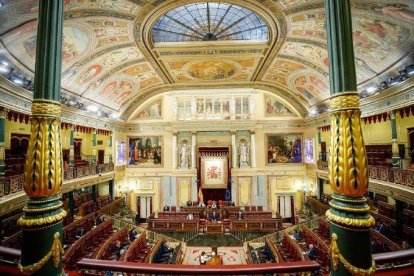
xmin=122 ymin=232 xmax=153 ymax=263
xmin=94 ymin=226 xmax=129 ymax=260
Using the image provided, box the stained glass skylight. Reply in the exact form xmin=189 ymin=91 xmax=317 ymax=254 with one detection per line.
xmin=152 ymin=2 xmax=269 ymax=43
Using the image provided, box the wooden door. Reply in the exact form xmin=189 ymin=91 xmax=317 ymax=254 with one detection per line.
xmin=98 ymin=150 xmax=104 ymax=164
xmin=74 ymin=139 xmax=82 ymax=160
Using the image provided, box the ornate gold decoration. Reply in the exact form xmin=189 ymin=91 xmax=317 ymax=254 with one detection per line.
xmin=329 ymin=201 xmax=370 ymax=212
xmin=328 ymin=102 xmax=368 ymax=197
xmin=23 ymin=202 xmax=63 ymax=213
xmin=31 ymin=100 xmax=62 ymax=117
xmin=330 ymin=221 xmax=370 ymax=232
xmin=331 ymin=194 xmax=367 ymax=203
xmin=329 ymin=93 xmax=360 ymax=111
xmin=18 ymin=232 xmax=64 ymax=275
xmin=24 ymin=109 xmax=63 ymax=198
xmin=330 ymin=233 xmax=375 ymax=276
xmin=326 ymin=209 xmax=375 ymax=227
xmin=18 ymin=209 xmax=67 ymax=227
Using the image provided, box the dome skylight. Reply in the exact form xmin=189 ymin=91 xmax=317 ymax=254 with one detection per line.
xmin=152 ymin=2 xmax=269 ymax=43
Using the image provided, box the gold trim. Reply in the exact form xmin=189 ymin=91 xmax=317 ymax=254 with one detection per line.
xmin=330 ymin=233 xmax=375 ymax=275
xmin=22 ymin=220 xmax=62 ymax=231
xmin=325 ymin=209 xmax=375 ymax=227
xmin=24 ymin=116 xmax=63 ymax=198
xmin=29 ymin=195 xmax=62 ymax=204
xmin=18 ymin=232 xmax=64 ymax=275
xmin=23 ymin=202 xmax=63 ymax=213
xmin=330 ymin=94 xmax=360 ymax=111
xmin=32 ymin=101 xmax=62 ymax=117
xmin=329 ymin=201 xmax=370 ymax=213
xmin=328 ymin=109 xmax=368 ymax=197
xmin=331 ymin=194 xmax=367 ymax=203
xmin=330 ymin=221 xmax=370 ymax=232
xmin=18 ymin=209 xmax=67 ymax=227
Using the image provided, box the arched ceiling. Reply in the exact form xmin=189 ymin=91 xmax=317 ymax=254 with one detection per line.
xmin=0 ymin=0 xmax=413 ymax=120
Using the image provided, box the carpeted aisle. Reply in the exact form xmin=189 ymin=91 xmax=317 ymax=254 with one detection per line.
xmin=182 ymin=246 xmax=247 ymax=265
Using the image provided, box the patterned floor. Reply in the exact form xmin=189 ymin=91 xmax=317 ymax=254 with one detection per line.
xmin=182 ymin=246 xmax=247 ymax=265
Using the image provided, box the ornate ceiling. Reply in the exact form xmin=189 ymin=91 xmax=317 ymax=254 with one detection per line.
xmin=0 ymin=0 xmax=413 ymax=120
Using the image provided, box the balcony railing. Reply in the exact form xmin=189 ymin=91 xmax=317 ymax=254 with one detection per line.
xmin=317 ymin=160 xmax=414 ymax=188
xmin=0 ymin=163 xmax=114 ymax=198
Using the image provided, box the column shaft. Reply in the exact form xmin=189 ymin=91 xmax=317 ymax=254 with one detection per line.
xmin=18 ymin=1 xmax=65 ymax=275
xmin=92 ymin=129 xmax=97 ymax=162
xmin=231 ymin=132 xmax=237 ymax=168
xmin=69 ymin=127 xmax=75 ymax=167
xmin=390 ymin=112 xmax=400 ymax=168
xmin=250 ymin=132 xmax=256 ymax=168
xmin=191 ymin=132 xmax=196 ymax=169
xmin=0 ymin=108 xmax=6 ymax=180
xmin=325 ymin=1 xmax=374 ymax=275
xmin=172 ymin=133 xmax=177 ymax=169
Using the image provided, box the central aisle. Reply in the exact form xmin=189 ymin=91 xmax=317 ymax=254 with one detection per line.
xmin=182 ymin=246 xmax=247 ymax=265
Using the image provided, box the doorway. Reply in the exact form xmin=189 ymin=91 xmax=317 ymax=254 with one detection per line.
xmin=277 ymin=194 xmax=295 ymax=223
xmin=98 ymin=150 xmax=104 ymax=164
xmin=137 ymin=196 xmax=153 ymax=223
xmin=74 ymin=139 xmax=82 ymax=160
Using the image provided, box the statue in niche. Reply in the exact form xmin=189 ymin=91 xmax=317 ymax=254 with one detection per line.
xmin=180 ymin=141 xmax=189 ymax=169
xmin=238 ymin=140 xmax=249 ymax=168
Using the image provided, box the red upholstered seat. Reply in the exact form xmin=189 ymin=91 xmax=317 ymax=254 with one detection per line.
xmin=218 ymin=200 xmax=224 ymax=207
xmin=207 ymin=200 xmax=213 ymax=207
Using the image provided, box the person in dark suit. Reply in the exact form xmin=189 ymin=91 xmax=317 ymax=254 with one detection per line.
xmin=114 ymin=240 xmax=121 ymax=259
xmin=237 ymin=211 xmax=243 ymax=220
xmin=211 ymin=212 xmax=219 ymax=222
xmin=135 ymin=213 xmax=140 ymax=225
xmin=129 ymin=229 xmax=138 ymax=242
xmin=306 ymin=244 xmax=316 ymax=260
xmin=75 ymin=228 xmax=85 ymax=238
xmin=96 ymin=214 xmax=104 ymax=226
xmin=163 ymin=205 xmax=170 ymax=212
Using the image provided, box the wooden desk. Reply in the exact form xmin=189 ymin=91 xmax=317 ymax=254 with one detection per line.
xmin=206 ymin=255 xmax=222 ymax=265
xmin=206 ymin=222 xmax=223 ymax=235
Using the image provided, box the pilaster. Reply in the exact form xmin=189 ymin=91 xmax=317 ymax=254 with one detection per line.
xmin=191 ymin=132 xmax=196 ymax=169
xmin=389 ymin=111 xmax=401 ymax=168
xmin=69 ymin=125 xmax=75 ymax=167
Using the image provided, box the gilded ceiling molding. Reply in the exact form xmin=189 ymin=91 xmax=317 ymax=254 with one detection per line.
xmin=133 ymin=0 xmax=286 ymax=84
xmin=121 ymin=81 xmax=310 ymax=120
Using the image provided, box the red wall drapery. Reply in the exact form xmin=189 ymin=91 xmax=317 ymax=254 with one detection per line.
xmin=197 ymin=147 xmax=231 ymax=202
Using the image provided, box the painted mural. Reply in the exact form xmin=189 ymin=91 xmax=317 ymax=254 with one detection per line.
xmin=134 ymin=100 xmax=162 ymax=120
xmin=116 ymin=141 xmax=126 ymax=166
xmin=267 ymin=134 xmax=302 ymax=164
xmin=187 ymin=61 xmax=238 ymax=80
xmin=305 ymin=138 xmax=314 ymax=164
xmin=265 ymin=96 xmax=294 ymax=116
xmin=128 ymin=136 xmax=162 ymax=167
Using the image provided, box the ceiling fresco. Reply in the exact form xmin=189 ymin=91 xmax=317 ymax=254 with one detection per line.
xmin=0 ymin=0 xmax=413 ymax=118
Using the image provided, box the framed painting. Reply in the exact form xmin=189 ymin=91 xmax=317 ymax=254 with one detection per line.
xmin=128 ymin=136 xmax=163 ymax=167
xmin=304 ymin=138 xmax=314 ymax=164
xmin=266 ymin=134 xmax=302 ymax=164
xmin=116 ymin=141 xmax=126 ymax=166
xmin=200 ymin=156 xmax=228 ymax=189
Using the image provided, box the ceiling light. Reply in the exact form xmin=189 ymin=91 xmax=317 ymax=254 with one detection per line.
xmin=68 ymin=100 xmax=77 ymax=106
xmin=0 ymin=66 xmax=9 ymax=73
xmin=12 ymin=78 xmax=23 ymax=85
xmin=1 ymin=60 xmax=9 ymax=66
xmin=110 ymin=113 xmax=120 ymax=119
xmin=388 ymin=77 xmax=400 ymax=86
xmin=406 ymin=64 xmax=414 ymax=77
xmin=366 ymin=86 xmax=377 ymax=94
xmin=87 ymin=105 xmax=98 ymax=112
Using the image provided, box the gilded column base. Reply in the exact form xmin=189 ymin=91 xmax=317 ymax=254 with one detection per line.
xmin=18 ymin=194 xmax=65 ymax=276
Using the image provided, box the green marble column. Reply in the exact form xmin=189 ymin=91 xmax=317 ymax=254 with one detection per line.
xmin=0 ymin=108 xmax=6 ymax=181
xmin=109 ymin=131 xmax=113 ymax=163
xmin=325 ymin=0 xmax=375 ymax=275
xmin=109 ymin=179 xmax=114 ymax=201
xmin=69 ymin=126 xmax=75 ymax=167
xmin=68 ymin=191 xmax=75 ymax=215
xmin=389 ymin=111 xmax=401 ymax=168
xmin=92 ymin=184 xmax=97 ymax=201
xmin=17 ymin=1 xmax=65 ymax=276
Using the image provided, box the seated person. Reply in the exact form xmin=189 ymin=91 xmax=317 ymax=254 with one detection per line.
xmin=163 ymin=205 xmax=170 ymax=212
xmin=237 ymin=211 xmax=243 ymax=220
xmin=402 ymin=240 xmax=411 ymax=250
xmin=114 ymin=240 xmax=122 ymax=259
xmin=162 ymin=242 xmax=174 ymax=254
xmin=198 ymin=201 xmax=205 ymax=207
xmin=96 ymin=214 xmax=105 ymax=226
xmin=293 ymin=229 xmax=301 ymax=241
xmin=129 ymin=229 xmax=138 ymax=242
xmin=186 ymin=200 xmax=192 ymax=207
xmin=186 ymin=213 xmax=194 ymax=220
xmin=211 ymin=201 xmax=218 ymax=209
xmin=75 ymin=228 xmax=85 ymax=238
xmin=200 ymin=251 xmax=210 ymax=265
xmin=305 ymin=244 xmax=316 ymax=259
xmin=210 ymin=211 xmax=219 ymax=222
